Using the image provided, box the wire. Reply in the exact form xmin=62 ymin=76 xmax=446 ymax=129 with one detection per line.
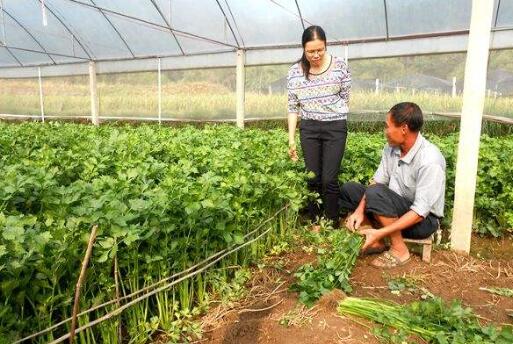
xmin=14 ymin=204 xmax=290 ymax=343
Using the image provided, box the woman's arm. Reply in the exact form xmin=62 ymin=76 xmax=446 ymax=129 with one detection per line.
xmin=288 ymin=112 xmax=299 ymax=161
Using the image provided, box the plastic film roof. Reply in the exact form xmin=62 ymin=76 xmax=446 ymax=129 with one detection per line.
xmin=0 ymin=0 xmax=512 ymax=77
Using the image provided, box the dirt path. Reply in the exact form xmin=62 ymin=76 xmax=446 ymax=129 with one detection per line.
xmin=200 ymin=245 xmax=513 ymax=344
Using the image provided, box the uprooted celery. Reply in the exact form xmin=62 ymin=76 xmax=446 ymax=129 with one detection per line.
xmin=338 ymin=296 xmax=513 ymax=343
xmin=291 ymin=230 xmax=363 ymax=307
xmin=480 ymin=287 xmax=513 ymax=298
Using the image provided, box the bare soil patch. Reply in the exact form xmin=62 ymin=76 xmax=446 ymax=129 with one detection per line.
xmin=200 ymin=238 xmax=513 ymax=344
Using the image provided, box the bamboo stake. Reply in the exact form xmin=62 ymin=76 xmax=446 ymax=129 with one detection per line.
xmin=16 ymin=205 xmax=289 ymax=343
xmin=48 ymin=216 xmax=283 ymax=344
xmin=114 ymin=249 xmax=122 ymax=342
xmin=69 ymin=225 xmax=98 ymax=344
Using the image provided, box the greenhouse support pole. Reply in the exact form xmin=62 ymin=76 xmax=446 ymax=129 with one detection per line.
xmin=157 ymin=58 xmax=162 ymax=125
xmin=89 ymin=61 xmax=99 ymax=126
xmin=452 ymin=77 xmax=457 ymax=97
xmin=375 ymin=79 xmax=380 ymax=94
xmin=451 ymin=0 xmax=494 ymax=254
xmin=236 ymin=49 xmax=245 ymax=129
xmin=38 ymin=67 xmax=45 ymax=123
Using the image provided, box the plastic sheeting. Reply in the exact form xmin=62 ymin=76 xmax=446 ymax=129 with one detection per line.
xmin=0 ymin=0 xmax=511 ymax=75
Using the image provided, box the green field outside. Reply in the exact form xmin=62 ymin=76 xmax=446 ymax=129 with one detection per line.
xmin=1 ymin=79 xmax=513 ymax=120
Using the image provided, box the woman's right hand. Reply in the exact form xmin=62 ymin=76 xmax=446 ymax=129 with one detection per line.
xmin=288 ymin=144 xmax=298 ymax=162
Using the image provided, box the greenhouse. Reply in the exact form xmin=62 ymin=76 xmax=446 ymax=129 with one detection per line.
xmin=1 ymin=1 xmax=513 ymax=343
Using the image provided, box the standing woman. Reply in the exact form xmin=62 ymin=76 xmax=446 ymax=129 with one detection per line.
xmin=287 ymin=25 xmax=351 ymax=229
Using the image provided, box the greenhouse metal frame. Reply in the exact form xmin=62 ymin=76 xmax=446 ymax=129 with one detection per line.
xmin=0 ymin=0 xmax=512 ymax=77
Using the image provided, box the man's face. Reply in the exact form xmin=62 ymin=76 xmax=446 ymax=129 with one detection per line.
xmin=385 ymin=113 xmax=406 ymax=146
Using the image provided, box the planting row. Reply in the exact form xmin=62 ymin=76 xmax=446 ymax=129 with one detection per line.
xmin=0 ymin=123 xmax=308 ymax=342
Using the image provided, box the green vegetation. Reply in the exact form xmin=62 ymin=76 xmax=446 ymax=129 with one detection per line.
xmin=338 ymin=297 xmax=513 ymax=343
xmin=0 ymin=123 xmax=308 ymax=342
xmin=290 ymin=230 xmax=362 ymax=307
xmin=2 ymin=51 xmax=513 ymax=119
xmin=0 ymin=119 xmax=512 ymax=342
xmin=1 ymin=79 xmax=513 ymax=120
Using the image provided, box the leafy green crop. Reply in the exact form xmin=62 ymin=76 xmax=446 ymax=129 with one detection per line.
xmin=338 ymin=296 xmax=513 ymax=344
xmin=0 ymin=122 xmax=310 ymax=342
xmin=291 ymin=230 xmax=362 ymax=307
xmin=0 ymin=121 xmax=511 ymax=342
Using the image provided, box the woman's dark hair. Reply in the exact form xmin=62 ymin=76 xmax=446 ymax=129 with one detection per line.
xmin=388 ymin=102 xmax=424 ymax=132
xmin=299 ymin=25 xmax=327 ymax=80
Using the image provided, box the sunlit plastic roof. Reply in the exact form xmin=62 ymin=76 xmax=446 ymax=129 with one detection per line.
xmin=0 ymin=0 xmax=512 ymax=77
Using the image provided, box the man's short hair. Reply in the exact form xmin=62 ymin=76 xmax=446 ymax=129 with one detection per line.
xmin=388 ymin=102 xmax=423 ymax=132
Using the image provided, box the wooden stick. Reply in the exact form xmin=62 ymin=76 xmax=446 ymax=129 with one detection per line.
xmin=114 ymin=251 xmax=122 ymax=343
xmin=16 ymin=205 xmax=290 ymax=343
xmin=69 ymin=225 xmax=98 ymax=344
xmin=49 ymin=223 xmax=277 ymax=344
xmin=238 ymin=299 xmax=283 ymax=314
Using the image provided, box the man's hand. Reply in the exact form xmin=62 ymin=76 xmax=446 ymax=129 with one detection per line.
xmin=345 ymin=211 xmax=364 ymax=231
xmin=360 ymin=228 xmax=380 ymax=251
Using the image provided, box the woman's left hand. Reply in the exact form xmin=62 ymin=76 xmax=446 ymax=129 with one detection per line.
xmin=288 ymin=144 xmax=298 ymax=162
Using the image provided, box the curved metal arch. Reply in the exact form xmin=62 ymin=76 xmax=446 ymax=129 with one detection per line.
xmin=149 ymin=0 xmax=185 ymax=55
xmin=3 ymin=45 xmax=90 ymax=61
xmin=89 ymin=0 xmax=135 ymax=58
xmin=267 ymin=1 xmax=314 ymax=33
xmin=214 ymin=0 xmax=241 ymax=48
xmin=383 ymin=0 xmax=390 ymax=40
xmin=2 ymin=46 xmax=23 ymax=66
xmin=494 ymin=0 xmax=501 ymax=28
xmin=294 ymin=0 xmax=305 ymax=30
xmin=65 ymin=0 xmax=239 ymax=49
xmin=2 ymin=8 xmax=56 ymax=64
xmin=36 ymin=0 xmax=93 ymax=59
xmin=223 ymin=0 xmax=245 ymax=47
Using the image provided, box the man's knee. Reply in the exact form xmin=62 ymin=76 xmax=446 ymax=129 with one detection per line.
xmin=341 ymin=181 xmax=364 ymax=197
xmin=365 ymin=183 xmax=388 ymax=202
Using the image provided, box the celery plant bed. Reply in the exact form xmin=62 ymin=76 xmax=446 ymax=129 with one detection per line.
xmin=291 ymin=230 xmax=362 ymax=307
xmin=0 ymin=122 xmax=308 ymax=343
xmin=338 ymin=297 xmax=513 ymax=344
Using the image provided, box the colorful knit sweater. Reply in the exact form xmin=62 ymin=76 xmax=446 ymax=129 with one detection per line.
xmin=287 ymin=55 xmax=351 ymax=121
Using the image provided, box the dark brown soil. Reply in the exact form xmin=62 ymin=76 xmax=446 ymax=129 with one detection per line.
xmin=471 ymin=234 xmax=513 ymax=260
xmin=200 ymin=236 xmax=513 ymax=344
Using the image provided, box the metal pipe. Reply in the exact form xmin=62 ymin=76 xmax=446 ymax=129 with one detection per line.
xmin=38 ymin=67 xmax=45 ymax=122
xmin=223 ymin=0 xmax=245 ymax=47
xmin=2 ymin=8 xmax=56 ymax=64
xmin=383 ymin=0 xmax=390 ymax=40
xmin=37 ymin=0 xmax=93 ymax=59
xmin=294 ymin=0 xmax=305 ymax=30
xmin=149 ymin=0 xmax=185 ymax=55
xmin=214 ymin=0 xmax=240 ymax=47
xmin=236 ymin=49 xmax=245 ymax=129
xmin=157 ymin=57 xmax=161 ymax=125
xmin=89 ymin=0 xmax=135 ymax=58
xmin=89 ymin=61 xmax=99 ymax=125
xmin=64 ymin=0 xmax=238 ymax=49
